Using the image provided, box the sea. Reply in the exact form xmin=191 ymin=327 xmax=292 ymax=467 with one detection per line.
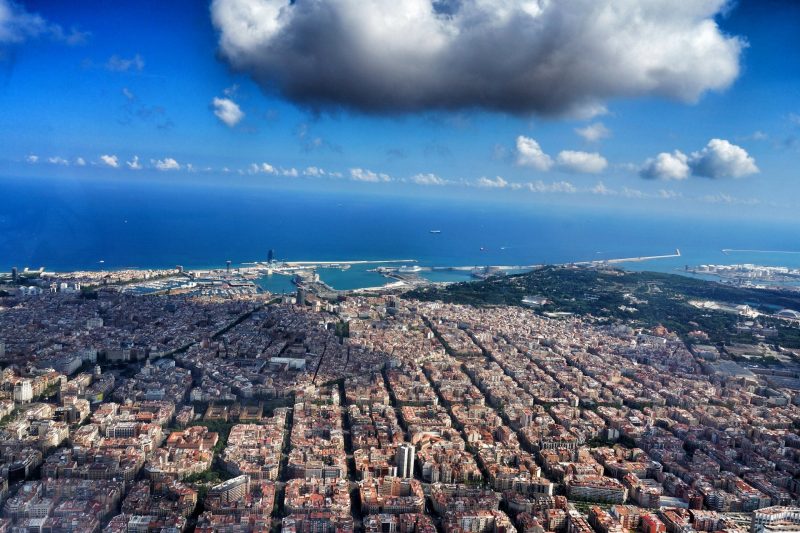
xmin=2 ymin=175 xmax=800 ymax=292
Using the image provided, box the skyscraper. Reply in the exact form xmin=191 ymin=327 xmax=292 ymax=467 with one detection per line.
xmin=396 ymin=443 xmax=415 ymax=479
xmin=268 ymin=249 xmax=275 ymax=263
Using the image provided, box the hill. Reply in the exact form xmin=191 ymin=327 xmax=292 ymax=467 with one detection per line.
xmin=404 ymin=266 xmax=800 ymax=348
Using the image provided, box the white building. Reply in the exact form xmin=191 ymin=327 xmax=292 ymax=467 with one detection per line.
xmin=396 ymin=443 xmax=415 ymax=479
xmin=752 ymin=507 xmax=800 ymax=533
xmin=19 ymin=286 xmax=43 ymax=297
xmin=13 ymin=380 xmax=33 ymax=403
xmin=80 ymin=348 xmax=98 ymax=363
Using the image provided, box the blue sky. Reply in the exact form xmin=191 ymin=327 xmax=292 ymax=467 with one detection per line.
xmin=1 ymin=0 xmax=799 ymax=219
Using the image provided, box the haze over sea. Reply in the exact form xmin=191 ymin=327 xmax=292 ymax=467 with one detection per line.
xmin=2 ymin=176 xmax=800 ymax=292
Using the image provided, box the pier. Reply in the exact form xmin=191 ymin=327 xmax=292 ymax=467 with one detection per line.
xmin=576 ymin=248 xmax=681 ymax=265
xmin=282 ymin=259 xmax=416 ymax=266
xmin=181 ymin=249 xmax=684 ymax=298
xmin=722 ymin=249 xmax=800 ymax=255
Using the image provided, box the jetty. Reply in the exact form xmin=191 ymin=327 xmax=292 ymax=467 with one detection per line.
xmin=577 ymin=249 xmax=681 ymax=265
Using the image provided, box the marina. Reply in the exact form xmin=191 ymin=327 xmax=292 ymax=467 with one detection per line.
xmin=215 ymin=248 xmax=687 ymax=297
xmin=2 ymin=248 xmax=689 ymax=298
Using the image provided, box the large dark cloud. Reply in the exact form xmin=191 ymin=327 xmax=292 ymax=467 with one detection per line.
xmin=212 ymin=0 xmax=744 ymax=116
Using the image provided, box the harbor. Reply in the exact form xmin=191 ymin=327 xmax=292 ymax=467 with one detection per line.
xmin=2 ymin=248 xmax=688 ymax=299
xmin=225 ymin=248 xmax=687 ymax=297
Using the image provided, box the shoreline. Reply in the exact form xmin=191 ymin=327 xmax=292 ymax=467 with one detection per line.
xmin=7 ymin=249 xmax=800 ymax=296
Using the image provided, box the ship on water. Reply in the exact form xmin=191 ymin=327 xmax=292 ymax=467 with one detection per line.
xmin=429 ymin=229 xmax=441 ymax=234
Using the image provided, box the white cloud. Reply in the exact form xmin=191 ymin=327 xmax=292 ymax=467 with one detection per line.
xmin=99 ymin=154 xmax=119 ymax=168
xmin=212 ymin=96 xmax=244 ymax=127
xmin=699 ymin=193 xmax=760 ymax=206
xmin=122 ymin=87 xmax=135 ymax=101
xmin=53 ymin=27 xmax=89 ymax=46
xmin=516 ymin=138 xmax=610 ymax=175
xmin=0 ymin=0 xmax=85 ymax=44
xmin=106 ymin=54 xmax=144 ymax=72
xmin=640 ymin=151 xmax=690 ymax=180
xmin=525 ymin=180 xmax=577 ymax=194
xmin=211 ymin=0 xmax=743 ymax=115
xmin=658 ymin=189 xmax=681 ymax=199
xmin=25 ymin=154 xmax=38 ymax=163
xmin=472 ymin=177 xmax=577 ymax=194
xmin=75 ymin=157 xmax=86 ymax=166
xmin=126 ymin=156 xmax=142 ymax=170
xmin=350 ymin=168 xmax=391 ymax=183
xmin=575 ymin=123 xmax=611 ymax=143
xmin=248 ymin=162 xmax=278 ymax=175
xmin=641 ymin=139 xmax=758 ymax=180
xmin=281 ymin=167 xmax=299 ymax=177
xmin=0 ymin=0 xmax=47 ymax=43
xmin=303 ymin=166 xmax=325 ymax=177
xmin=152 ymin=157 xmax=180 ymax=171
xmin=409 ymin=173 xmax=447 ymax=186
xmin=620 ymin=187 xmax=645 ymax=199
xmin=688 ymin=138 xmax=759 ymax=179
xmin=556 ymin=150 xmax=608 ymax=174
xmin=515 ymin=136 xmax=553 ymax=171
xmin=47 ymin=156 xmax=69 ymax=166
xmin=476 ymin=176 xmax=508 ymax=188
xmin=590 ymin=181 xmax=615 ymax=196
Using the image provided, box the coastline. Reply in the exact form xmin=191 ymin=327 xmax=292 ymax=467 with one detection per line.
xmin=7 ymin=248 xmax=800 ymax=296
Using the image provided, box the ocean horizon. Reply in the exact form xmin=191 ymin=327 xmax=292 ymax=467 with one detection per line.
xmin=3 ymin=175 xmax=800 ymax=291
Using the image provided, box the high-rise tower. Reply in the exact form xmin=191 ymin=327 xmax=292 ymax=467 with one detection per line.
xmin=396 ymin=443 xmax=415 ymax=479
